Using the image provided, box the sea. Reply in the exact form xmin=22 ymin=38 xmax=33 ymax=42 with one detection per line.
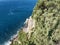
xmin=0 ymin=0 xmax=37 ymax=45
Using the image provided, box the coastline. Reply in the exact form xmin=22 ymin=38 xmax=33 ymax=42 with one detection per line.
xmin=4 ymin=30 xmax=19 ymax=45
xmin=4 ymin=16 xmax=35 ymax=45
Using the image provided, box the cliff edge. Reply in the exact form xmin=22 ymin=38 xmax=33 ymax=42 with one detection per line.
xmin=10 ymin=0 xmax=60 ymax=45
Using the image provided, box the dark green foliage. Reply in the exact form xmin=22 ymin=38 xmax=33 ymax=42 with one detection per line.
xmin=31 ymin=0 xmax=60 ymax=45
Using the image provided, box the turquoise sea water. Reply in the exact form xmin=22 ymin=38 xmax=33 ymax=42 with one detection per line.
xmin=0 ymin=0 xmax=37 ymax=45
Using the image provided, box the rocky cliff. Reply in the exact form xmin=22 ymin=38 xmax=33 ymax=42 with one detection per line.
xmin=10 ymin=0 xmax=60 ymax=45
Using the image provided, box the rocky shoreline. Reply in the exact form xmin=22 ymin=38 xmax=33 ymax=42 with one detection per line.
xmin=9 ymin=16 xmax=35 ymax=45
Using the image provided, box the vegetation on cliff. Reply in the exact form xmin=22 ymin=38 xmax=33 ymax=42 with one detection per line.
xmin=11 ymin=0 xmax=60 ymax=45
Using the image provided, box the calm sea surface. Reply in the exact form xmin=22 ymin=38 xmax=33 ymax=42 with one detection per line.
xmin=0 ymin=0 xmax=37 ymax=45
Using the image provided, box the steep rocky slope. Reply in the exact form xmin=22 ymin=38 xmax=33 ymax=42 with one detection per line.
xmin=10 ymin=0 xmax=60 ymax=45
